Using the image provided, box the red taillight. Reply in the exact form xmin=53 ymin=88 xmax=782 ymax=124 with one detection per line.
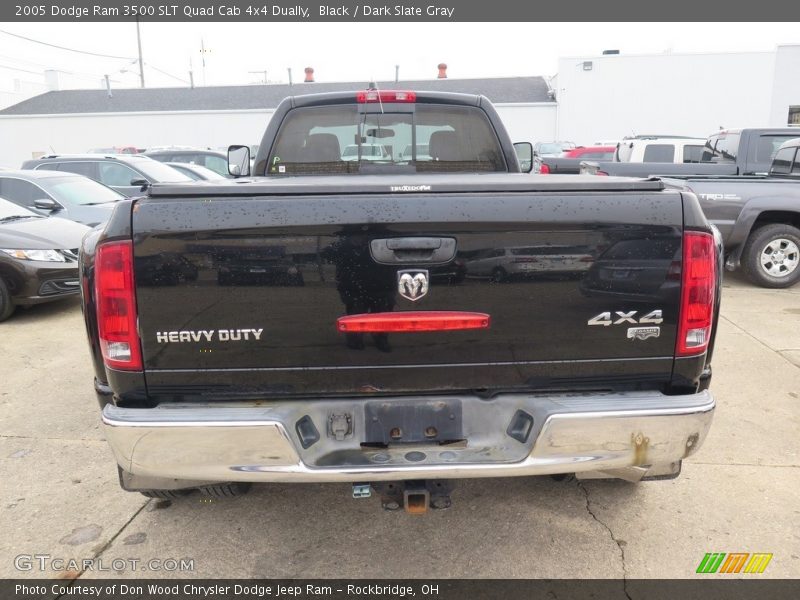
xmin=356 ymin=90 xmax=416 ymax=103
xmin=95 ymin=240 xmax=142 ymax=370
xmin=596 ymin=170 xmax=609 ymax=176
xmin=539 ymin=163 xmax=551 ymax=174
xmin=337 ymin=311 xmax=490 ymax=333
xmin=677 ymin=232 xmax=716 ymax=357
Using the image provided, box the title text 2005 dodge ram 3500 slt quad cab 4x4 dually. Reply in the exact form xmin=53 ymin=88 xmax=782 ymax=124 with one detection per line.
xmin=81 ymin=90 xmax=721 ymax=512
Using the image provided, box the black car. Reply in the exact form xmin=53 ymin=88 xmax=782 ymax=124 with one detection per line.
xmin=21 ymin=154 xmax=194 ymax=197
xmin=165 ymin=162 xmax=227 ymax=181
xmin=0 ymin=197 xmax=90 ymax=321
xmin=144 ymin=149 xmax=230 ymax=178
xmin=0 ymin=170 xmax=124 ymax=227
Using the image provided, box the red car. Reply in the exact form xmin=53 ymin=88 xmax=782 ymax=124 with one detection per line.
xmin=561 ymin=146 xmax=616 ymax=160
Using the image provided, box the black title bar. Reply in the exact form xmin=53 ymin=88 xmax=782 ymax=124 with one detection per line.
xmin=4 ymin=0 xmax=800 ymax=22
xmin=5 ymin=579 xmax=800 ymax=600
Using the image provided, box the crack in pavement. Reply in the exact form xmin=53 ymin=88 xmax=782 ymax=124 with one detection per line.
xmin=577 ymin=481 xmax=632 ymax=600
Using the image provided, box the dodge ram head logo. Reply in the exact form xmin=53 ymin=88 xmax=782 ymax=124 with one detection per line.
xmin=398 ymin=270 xmax=429 ymax=301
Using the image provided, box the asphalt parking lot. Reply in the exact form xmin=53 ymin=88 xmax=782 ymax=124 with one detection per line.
xmin=0 ymin=272 xmax=798 ymax=581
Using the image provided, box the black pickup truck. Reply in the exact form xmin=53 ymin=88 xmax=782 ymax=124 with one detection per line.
xmin=662 ymin=137 xmax=800 ymax=288
xmin=80 ymin=90 xmax=720 ymax=512
xmin=582 ymin=128 xmax=800 ymax=178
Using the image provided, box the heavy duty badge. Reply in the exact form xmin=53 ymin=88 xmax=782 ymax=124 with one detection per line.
xmin=397 ymin=270 xmax=429 ymax=301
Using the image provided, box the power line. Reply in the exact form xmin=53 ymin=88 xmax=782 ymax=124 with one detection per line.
xmin=0 ymin=28 xmax=136 ymax=60
xmin=144 ymin=63 xmax=190 ymax=85
xmin=0 ymin=53 xmax=134 ymax=82
xmin=0 ymin=53 xmax=51 ymax=69
xmin=0 ymin=62 xmax=41 ymax=76
xmin=0 ymin=30 xmax=190 ymax=87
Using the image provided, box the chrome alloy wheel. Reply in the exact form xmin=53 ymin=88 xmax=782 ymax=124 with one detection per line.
xmin=759 ymin=238 xmax=799 ymax=278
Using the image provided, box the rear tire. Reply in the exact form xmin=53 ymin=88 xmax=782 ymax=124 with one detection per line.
xmin=742 ymin=224 xmax=800 ymax=288
xmin=199 ymin=483 xmax=251 ymax=498
xmin=140 ymin=489 xmax=191 ymax=499
xmin=0 ymin=278 xmax=16 ymax=322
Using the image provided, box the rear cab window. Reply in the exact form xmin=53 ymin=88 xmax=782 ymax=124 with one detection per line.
xmin=748 ymin=134 xmax=797 ymax=170
xmin=266 ymin=102 xmax=507 ymax=175
xmin=642 ymin=144 xmax=675 ymax=163
xmin=683 ymin=145 xmax=704 ymax=163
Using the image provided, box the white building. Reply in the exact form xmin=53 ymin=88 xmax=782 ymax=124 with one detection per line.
xmin=0 ymin=45 xmax=798 ymax=167
xmin=0 ymin=75 xmax=555 ymax=167
xmin=553 ymin=44 xmax=800 ymax=143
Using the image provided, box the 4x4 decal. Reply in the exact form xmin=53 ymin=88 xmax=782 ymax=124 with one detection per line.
xmin=587 ymin=310 xmax=663 ymax=327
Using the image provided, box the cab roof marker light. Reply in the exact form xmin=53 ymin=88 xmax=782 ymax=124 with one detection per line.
xmin=356 ymin=90 xmax=417 ymax=103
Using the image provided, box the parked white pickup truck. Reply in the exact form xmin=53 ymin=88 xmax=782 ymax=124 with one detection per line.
xmin=616 ymin=136 xmax=706 ymax=163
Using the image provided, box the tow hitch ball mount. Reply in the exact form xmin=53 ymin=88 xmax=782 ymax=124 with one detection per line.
xmin=356 ymin=480 xmax=454 ymax=514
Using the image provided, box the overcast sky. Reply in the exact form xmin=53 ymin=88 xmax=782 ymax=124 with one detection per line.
xmin=1 ymin=22 xmax=799 ymax=92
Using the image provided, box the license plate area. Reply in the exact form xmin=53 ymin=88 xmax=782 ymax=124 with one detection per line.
xmin=364 ymin=399 xmax=463 ymax=445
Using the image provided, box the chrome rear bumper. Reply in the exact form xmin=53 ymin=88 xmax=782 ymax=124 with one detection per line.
xmin=102 ymin=390 xmax=714 ymax=486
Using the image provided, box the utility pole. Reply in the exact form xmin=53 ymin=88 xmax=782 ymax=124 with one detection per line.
xmin=287 ymin=67 xmax=293 ymax=86
xmin=395 ymin=64 xmax=399 ymax=82
xmin=135 ymin=17 xmax=145 ymax=88
xmin=199 ymin=38 xmax=210 ymax=86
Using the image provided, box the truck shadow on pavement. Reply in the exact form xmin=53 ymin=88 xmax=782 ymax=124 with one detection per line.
xmin=131 ymin=476 xmax=641 ymax=578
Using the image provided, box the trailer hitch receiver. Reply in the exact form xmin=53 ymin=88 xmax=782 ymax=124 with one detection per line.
xmin=371 ymin=480 xmax=454 ymax=514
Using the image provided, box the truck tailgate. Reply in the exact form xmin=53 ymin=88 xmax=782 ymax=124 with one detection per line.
xmin=132 ymin=182 xmax=684 ymax=399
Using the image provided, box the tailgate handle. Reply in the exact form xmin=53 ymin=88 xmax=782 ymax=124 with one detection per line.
xmin=370 ymin=237 xmax=457 ymax=264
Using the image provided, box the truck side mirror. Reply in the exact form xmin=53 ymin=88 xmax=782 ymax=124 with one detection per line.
xmin=33 ymin=198 xmax=58 ymax=211
xmin=228 ymin=145 xmax=251 ymax=177
xmin=130 ymin=179 xmax=150 ymax=192
xmin=514 ymin=142 xmax=534 ymax=173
